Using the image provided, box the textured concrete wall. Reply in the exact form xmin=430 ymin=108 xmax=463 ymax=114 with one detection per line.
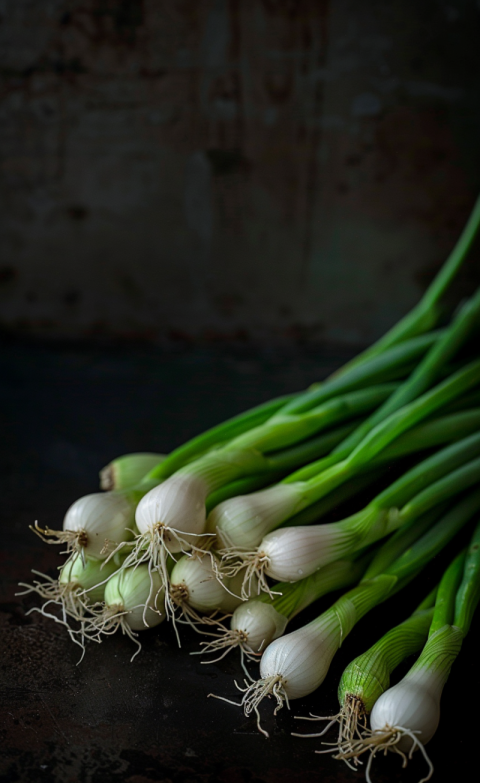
xmin=1 ymin=0 xmax=479 ymax=344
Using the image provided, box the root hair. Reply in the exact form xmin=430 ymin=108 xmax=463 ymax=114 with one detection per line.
xmin=30 ymin=522 xmax=88 ymax=561
xmin=209 ymin=674 xmax=288 ymax=738
xmin=335 ymin=723 xmax=434 ymax=783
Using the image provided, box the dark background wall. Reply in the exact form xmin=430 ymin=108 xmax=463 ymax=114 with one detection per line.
xmin=1 ymin=0 xmax=480 ymax=346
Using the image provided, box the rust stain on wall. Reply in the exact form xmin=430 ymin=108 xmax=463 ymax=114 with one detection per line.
xmin=0 ymin=0 xmax=479 ymax=344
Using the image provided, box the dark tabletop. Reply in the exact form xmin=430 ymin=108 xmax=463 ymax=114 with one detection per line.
xmin=0 ymin=339 xmax=476 ymax=783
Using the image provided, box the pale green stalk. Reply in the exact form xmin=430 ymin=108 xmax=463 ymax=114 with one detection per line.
xmin=333 ymin=193 xmax=480 ymax=375
xmin=100 ymin=453 xmax=166 ymax=491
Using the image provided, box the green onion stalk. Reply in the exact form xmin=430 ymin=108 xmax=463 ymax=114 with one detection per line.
xmin=211 ymin=404 xmax=480 ymax=559
xmin=216 ymin=487 xmax=480 ymax=737
xmin=29 ymin=315 xmax=455 ymax=568
xmin=210 ymin=291 xmax=480 ymax=566
xmin=330 ymin=192 xmax=480 ymax=376
xmin=218 ymin=420 xmax=480 ymax=598
xmin=336 ymin=516 xmax=480 ymax=783
xmin=196 ymin=556 xmax=370 ymax=676
xmin=114 ymin=383 xmax=402 ymax=592
xmin=99 ymin=453 xmax=167 ymax=491
xmin=214 ymin=360 xmax=480 ymax=596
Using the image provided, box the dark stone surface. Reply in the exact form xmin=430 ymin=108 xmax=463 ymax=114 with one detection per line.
xmin=0 ymin=339 xmax=476 ymax=782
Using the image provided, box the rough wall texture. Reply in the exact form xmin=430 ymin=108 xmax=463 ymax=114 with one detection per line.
xmin=1 ymin=0 xmax=479 ymax=344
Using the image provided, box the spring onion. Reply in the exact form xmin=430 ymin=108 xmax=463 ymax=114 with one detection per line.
xmin=339 ymin=518 xmax=480 ymax=782
xmin=17 ymin=553 xmax=119 ymax=649
xmin=100 ymin=453 xmax=166 ymax=491
xmin=78 ymin=564 xmax=166 ymax=660
xmin=114 ymin=384 xmax=399 ymax=592
xmin=168 ymin=552 xmax=247 ymax=633
xmin=31 ymin=491 xmax=138 ymax=560
xmin=331 ymin=192 xmax=480 ymax=375
xmin=221 ymin=429 xmax=480 ymax=596
xmin=197 ymin=556 xmax=367 ymax=674
xmin=218 ymin=488 xmax=480 ymax=736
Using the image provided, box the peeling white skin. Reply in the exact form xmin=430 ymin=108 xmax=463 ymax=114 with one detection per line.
xmin=207 ymin=483 xmax=304 ymax=550
xmin=259 ymin=613 xmax=345 ymax=700
xmin=230 ymin=602 xmax=288 ymax=653
xmin=260 ymin=525 xmax=353 ymax=582
xmin=370 ymin=670 xmax=443 ymax=752
xmin=64 ymin=492 xmax=136 ymax=558
xmin=135 ymin=474 xmax=208 ymax=552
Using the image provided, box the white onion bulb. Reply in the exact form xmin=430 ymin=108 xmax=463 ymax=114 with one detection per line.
xmin=370 ymin=670 xmax=443 ymax=752
xmin=207 ymin=483 xmax=304 ymax=550
xmin=63 ymin=492 xmax=136 ymax=558
xmin=230 ymin=601 xmax=288 ymax=653
xmin=170 ymin=554 xmax=231 ymax=613
xmin=135 ymin=474 xmax=208 ymax=552
xmin=260 ymin=524 xmax=353 ymax=582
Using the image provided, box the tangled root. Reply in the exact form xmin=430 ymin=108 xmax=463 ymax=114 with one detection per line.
xmin=77 ymin=604 xmax=143 ymax=661
xmin=30 ymin=522 xmax=88 ymax=560
xmin=292 ymin=694 xmax=368 ymax=771
xmin=335 ymin=724 xmax=434 ymax=783
xmin=218 ymin=547 xmax=277 ymax=600
xmin=209 ymin=674 xmax=289 ymax=738
xmin=195 ymin=627 xmax=260 ymax=678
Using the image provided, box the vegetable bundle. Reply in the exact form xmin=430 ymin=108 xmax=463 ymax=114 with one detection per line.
xmin=20 ymin=195 xmax=480 ymax=783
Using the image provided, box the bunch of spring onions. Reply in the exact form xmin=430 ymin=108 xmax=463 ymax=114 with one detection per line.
xmin=19 ymin=195 xmax=480 ymax=781
xmin=293 ymin=517 xmax=480 ymax=783
xmin=212 ymin=487 xmax=480 ymax=732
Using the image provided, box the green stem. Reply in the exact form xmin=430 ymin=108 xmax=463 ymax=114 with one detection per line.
xmin=338 ymin=605 xmax=435 ymax=714
xmin=140 ymin=392 xmax=297 ymax=483
xmin=334 ymin=193 xmax=480 ymax=376
xmin=281 ymin=332 xmax=440 ymax=416
xmin=377 ymin=409 xmax=480 ymax=462
xmin=285 ymin=407 xmax=480 ymax=485
xmin=336 ymin=287 xmax=480 ymax=454
xmin=454 ymin=519 xmax=480 ymax=634
xmin=226 ymin=384 xmax=399 ymax=454
xmin=363 ymin=506 xmax=447 ymax=581
xmin=205 ymin=422 xmax=358 ymax=512
xmin=346 ymin=359 xmax=480 ymax=468
xmin=279 ymin=468 xmax=390 ymax=530
xmin=384 ymin=488 xmax=480 ymax=589
xmin=290 ymin=361 xmax=480 ymax=517
xmin=398 ymin=458 xmax=480 ymax=527
xmin=373 ymin=431 xmax=480 ymax=511
xmin=257 ymin=556 xmax=367 ymax=620
xmin=428 ymin=550 xmax=466 ymax=636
